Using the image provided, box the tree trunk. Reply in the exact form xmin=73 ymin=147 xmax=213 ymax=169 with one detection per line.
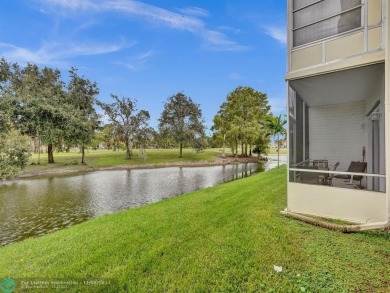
xmin=241 ymin=142 xmax=244 ymax=156
xmin=245 ymin=144 xmax=248 ymax=157
xmin=48 ymin=143 xmax=54 ymax=164
xmin=277 ymin=134 xmax=280 ymax=168
xmin=222 ymin=133 xmax=226 ymax=158
xmin=179 ymin=143 xmax=183 ymax=158
xmin=235 ymin=139 xmax=238 ymax=157
xmin=125 ymin=140 xmax=131 ymax=160
xmin=81 ymin=144 xmax=85 ymax=164
xmin=37 ymin=133 xmax=41 ymax=165
xmin=249 ymin=145 xmax=252 ymax=156
xmin=66 ymin=145 xmax=70 ymax=152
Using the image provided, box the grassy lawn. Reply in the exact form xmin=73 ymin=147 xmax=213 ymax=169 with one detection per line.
xmin=21 ymin=148 xmax=224 ymax=175
xmin=267 ymin=148 xmax=287 ymax=155
xmin=1 ymin=167 xmax=389 ymax=292
xmin=21 ymin=147 xmax=283 ymax=176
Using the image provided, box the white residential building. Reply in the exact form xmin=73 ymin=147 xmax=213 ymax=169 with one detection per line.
xmin=286 ymin=0 xmax=389 ymax=226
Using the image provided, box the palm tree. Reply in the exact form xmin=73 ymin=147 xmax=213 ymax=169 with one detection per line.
xmin=265 ymin=114 xmax=287 ymax=168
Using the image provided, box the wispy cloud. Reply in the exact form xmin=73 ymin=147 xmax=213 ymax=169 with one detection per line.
xmin=201 ymin=30 xmax=249 ymax=51
xmin=39 ymin=0 xmax=246 ymax=51
xmin=0 ymin=40 xmax=135 ymax=67
xmin=73 ymin=20 xmax=99 ymax=33
xmin=218 ymin=26 xmax=241 ymax=35
xmin=263 ymin=25 xmax=286 ymax=45
xmin=228 ymin=73 xmax=244 ymax=80
xmin=113 ymin=49 xmax=155 ymax=70
xmin=176 ymin=7 xmax=209 ymax=18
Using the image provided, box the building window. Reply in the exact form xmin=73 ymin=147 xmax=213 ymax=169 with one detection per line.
xmin=293 ymin=0 xmax=362 ymax=47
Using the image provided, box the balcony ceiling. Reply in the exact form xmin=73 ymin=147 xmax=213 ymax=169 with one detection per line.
xmin=289 ymin=63 xmax=384 ymax=107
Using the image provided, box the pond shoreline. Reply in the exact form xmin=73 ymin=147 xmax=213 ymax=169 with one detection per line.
xmin=17 ymin=155 xmax=265 ymax=179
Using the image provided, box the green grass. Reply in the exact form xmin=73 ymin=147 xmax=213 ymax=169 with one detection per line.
xmin=1 ymin=166 xmax=389 ymax=292
xmin=267 ymin=148 xmax=287 ymax=155
xmin=21 ymin=148 xmax=224 ymax=175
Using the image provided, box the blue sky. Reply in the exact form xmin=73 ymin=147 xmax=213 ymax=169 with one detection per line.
xmin=0 ymin=0 xmax=287 ymax=132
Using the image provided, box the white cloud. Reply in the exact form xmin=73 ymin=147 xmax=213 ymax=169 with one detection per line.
xmin=73 ymin=20 xmax=99 ymax=33
xmin=113 ymin=49 xmax=155 ymax=70
xmin=40 ymin=0 xmax=204 ymax=30
xmin=228 ymin=73 xmax=244 ymax=80
xmin=201 ymin=30 xmax=249 ymax=51
xmin=218 ymin=26 xmax=241 ymax=35
xmin=38 ymin=0 xmax=246 ymax=51
xmin=41 ymin=0 xmax=97 ymax=10
xmin=176 ymin=7 xmax=209 ymax=18
xmin=136 ymin=50 xmax=155 ymax=61
xmin=263 ymin=25 xmax=287 ymax=45
xmin=0 ymin=40 xmax=135 ymax=67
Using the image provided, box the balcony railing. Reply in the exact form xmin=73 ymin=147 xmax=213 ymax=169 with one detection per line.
xmin=289 ymin=166 xmax=385 ymax=192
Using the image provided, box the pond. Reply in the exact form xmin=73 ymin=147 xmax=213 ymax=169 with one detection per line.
xmin=0 ymin=163 xmax=266 ymax=246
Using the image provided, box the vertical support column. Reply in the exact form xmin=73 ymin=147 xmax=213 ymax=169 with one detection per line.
xmin=302 ymin=101 xmax=306 ymax=159
xmin=363 ymin=0 xmax=368 ymax=53
xmin=287 ymin=0 xmax=293 ymax=73
xmin=286 ymin=0 xmax=293 ymax=206
xmin=286 ymin=83 xmax=290 ymax=186
xmin=384 ymin=0 xmax=390 ymax=222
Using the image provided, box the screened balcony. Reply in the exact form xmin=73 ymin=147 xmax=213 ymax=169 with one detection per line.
xmin=288 ymin=63 xmax=386 ymax=192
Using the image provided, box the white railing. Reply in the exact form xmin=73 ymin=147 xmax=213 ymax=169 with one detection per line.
xmin=289 ymin=167 xmax=386 ymax=190
xmin=289 ymin=168 xmax=385 ymax=179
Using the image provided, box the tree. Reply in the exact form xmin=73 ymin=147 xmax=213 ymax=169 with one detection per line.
xmin=5 ymin=63 xmax=68 ymax=164
xmin=39 ymin=67 xmax=68 ymax=163
xmin=265 ymin=114 xmax=287 ymax=168
xmin=211 ymin=112 xmax=229 ymax=158
xmin=0 ymin=61 xmax=31 ymax=179
xmin=212 ymin=86 xmax=271 ymax=157
xmin=99 ymin=123 xmax=122 ymax=150
xmin=0 ymin=126 xmax=30 ymax=180
xmin=0 ymin=59 xmax=101 ymax=166
xmin=65 ymin=68 xmax=100 ymax=164
xmin=252 ymin=135 xmax=270 ymax=157
xmin=135 ymin=125 xmax=154 ymax=160
xmin=97 ymin=95 xmax=150 ymax=160
xmin=158 ymin=92 xmax=205 ymax=158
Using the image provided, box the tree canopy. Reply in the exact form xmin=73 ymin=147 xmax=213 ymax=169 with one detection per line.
xmin=0 ymin=58 xmax=100 ymax=170
xmin=0 ymin=126 xmax=30 ymax=180
xmin=159 ymin=92 xmax=205 ymax=158
xmin=212 ymin=86 xmax=271 ymax=157
xmin=97 ymin=95 xmax=150 ymax=160
xmin=65 ymin=67 xmax=100 ymax=164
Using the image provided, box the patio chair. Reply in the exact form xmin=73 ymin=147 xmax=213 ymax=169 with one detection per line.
xmin=321 ymin=161 xmax=340 ymax=186
xmin=313 ymin=159 xmax=328 ymax=170
xmin=298 ymin=166 xmax=320 ymax=184
xmin=334 ymin=161 xmax=367 ymax=188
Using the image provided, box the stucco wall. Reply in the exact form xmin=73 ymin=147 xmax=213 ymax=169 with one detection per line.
xmin=287 ymin=183 xmax=387 ymax=223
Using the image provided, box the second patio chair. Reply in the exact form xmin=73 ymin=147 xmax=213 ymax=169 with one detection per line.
xmin=334 ymin=161 xmax=367 ymax=188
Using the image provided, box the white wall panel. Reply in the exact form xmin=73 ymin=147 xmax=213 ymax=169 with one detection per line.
xmin=309 ymin=101 xmax=366 ymax=171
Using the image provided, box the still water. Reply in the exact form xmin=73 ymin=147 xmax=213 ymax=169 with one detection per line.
xmin=0 ymin=163 xmax=261 ymax=246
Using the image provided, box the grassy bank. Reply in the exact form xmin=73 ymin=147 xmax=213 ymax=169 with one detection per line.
xmin=267 ymin=148 xmax=287 ymax=155
xmin=21 ymin=148 xmax=224 ymax=175
xmin=1 ymin=167 xmax=389 ymax=292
